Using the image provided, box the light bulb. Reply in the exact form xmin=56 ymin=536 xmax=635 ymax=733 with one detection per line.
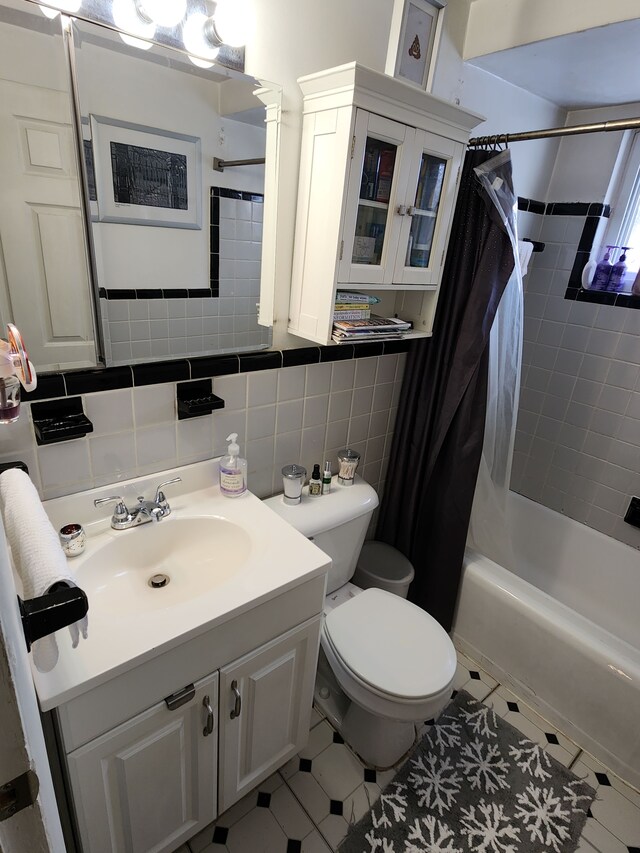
xmin=213 ymin=0 xmax=253 ymax=47
xmin=38 ymin=0 xmax=80 ymax=17
xmin=113 ymin=0 xmax=155 ymax=49
xmin=183 ymin=13 xmax=219 ymax=63
xmin=135 ymin=0 xmax=186 ymax=28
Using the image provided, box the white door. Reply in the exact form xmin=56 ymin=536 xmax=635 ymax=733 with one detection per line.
xmin=218 ymin=616 xmax=321 ymax=813
xmin=0 ymin=78 xmax=96 ymax=371
xmin=0 ymin=521 xmax=65 ymax=853
xmin=67 ymin=672 xmax=218 ymax=853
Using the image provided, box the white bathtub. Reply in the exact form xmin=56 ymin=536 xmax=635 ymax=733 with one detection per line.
xmin=454 ymin=490 xmax=640 ymax=790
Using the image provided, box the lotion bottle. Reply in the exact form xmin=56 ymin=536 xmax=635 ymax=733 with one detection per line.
xmin=219 ymin=433 xmax=247 ymax=497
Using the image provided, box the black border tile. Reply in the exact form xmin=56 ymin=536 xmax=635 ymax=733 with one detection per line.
xmin=239 ymin=352 xmax=282 ymax=372
xmin=108 ymin=289 xmax=136 ymax=300
xmin=23 ymin=373 xmax=66 ymax=402
xmin=190 ymin=355 xmax=239 ymax=379
xmin=320 ymin=344 xmax=355 ymax=362
xmin=162 ymin=289 xmax=188 ymax=299
xmin=64 ymin=367 xmax=133 ymax=395
xmin=132 ymin=360 xmax=190 ymax=386
xmin=352 ymin=341 xmax=385 ymax=358
xmin=578 ymin=216 xmax=600 ymax=252
xmin=383 ymin=339 xmax=413 ymax=354
xmin=548 ymin=202 xmax=590 ymax=216
xmin=517 ymin=197 xmax=529 ymax=211
xmin=281 ymin=347 xmax=321 ymax=367
xmin=528 ymin=200 xmax=546 ymax=215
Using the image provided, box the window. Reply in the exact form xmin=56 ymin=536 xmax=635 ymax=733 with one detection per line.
xmin=601 ymin=130 xmax=640 ymax=292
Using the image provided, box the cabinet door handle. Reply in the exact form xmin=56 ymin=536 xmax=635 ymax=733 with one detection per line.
xmin=202 ymin=695 xmax=214 ymax=737
xmin=230 ymin=680 xmax=242 ymax=719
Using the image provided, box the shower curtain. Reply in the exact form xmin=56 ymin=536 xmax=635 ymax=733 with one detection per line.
xmin=376 ymin=148 xmax=517 ymax=631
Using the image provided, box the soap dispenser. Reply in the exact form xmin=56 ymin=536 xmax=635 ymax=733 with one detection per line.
xmin=591 ymin=246 xmax=614 ymax=290
xmin=608 ymin=247 xmax=630 ymax=291
xmin=219 ymin=433 xmax=247 ymax=497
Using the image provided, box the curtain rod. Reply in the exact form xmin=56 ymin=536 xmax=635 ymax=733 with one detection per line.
xmin=468 ymin=116 xmax=640 ymax=148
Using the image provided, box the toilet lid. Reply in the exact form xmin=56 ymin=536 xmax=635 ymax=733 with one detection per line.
xmin=324 ymin=588 xmax=456 ymax=700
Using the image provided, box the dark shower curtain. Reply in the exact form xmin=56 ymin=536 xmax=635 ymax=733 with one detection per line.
xmin=376 ymin=149 xmax=516 ymax=631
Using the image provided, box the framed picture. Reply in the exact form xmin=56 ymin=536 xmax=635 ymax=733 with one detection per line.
xmin=90 ymin=115 xmax=202 ymax=229
xmin=385 ymin=0 xmax=445 ymax=92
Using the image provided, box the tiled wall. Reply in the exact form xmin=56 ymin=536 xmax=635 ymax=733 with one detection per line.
xmin=1 ymin=354 xmax=405 ymax=505
xmin=511 ymin=206 xmax=640 ymax=549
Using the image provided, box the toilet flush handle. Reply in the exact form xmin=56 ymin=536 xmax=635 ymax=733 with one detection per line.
xmin=230 ymin=680 xmax=242 ymax=719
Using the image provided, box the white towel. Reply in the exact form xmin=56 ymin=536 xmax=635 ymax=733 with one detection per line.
xmin=518 ymin=240 xmax=534 ymax=278
xmin=0 ymin=468 xmax=88 ymax=672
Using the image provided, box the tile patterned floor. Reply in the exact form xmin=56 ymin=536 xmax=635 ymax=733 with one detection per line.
xmin=185 ymin=649 xmax=640 ymax=853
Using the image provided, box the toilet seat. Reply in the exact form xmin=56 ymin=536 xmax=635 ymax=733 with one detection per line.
xmin=322 ymin=588 xmax=456 ymax=708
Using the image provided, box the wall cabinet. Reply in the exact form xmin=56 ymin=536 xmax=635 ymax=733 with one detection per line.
xmin=57 ymin=610 xmax=322 ymax=853
xmin=288 ymin=63 xmax=483 ymax=345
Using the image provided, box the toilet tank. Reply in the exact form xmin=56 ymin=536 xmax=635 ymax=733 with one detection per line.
xmin=264 ymin=476 xmax=379 ymax=593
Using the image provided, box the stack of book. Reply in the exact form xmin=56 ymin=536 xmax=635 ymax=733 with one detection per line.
xmin=332 ymin=313 xmax=412 ymax=344
xmin=333 ymin=291 xmax=373 ymax=321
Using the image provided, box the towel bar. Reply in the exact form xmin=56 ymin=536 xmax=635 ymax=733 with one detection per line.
xmin=18 ymin=585 xmax=89 ymax=652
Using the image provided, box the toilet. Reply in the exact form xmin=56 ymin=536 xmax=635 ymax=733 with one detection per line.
xmin=265 ymin=475 xmax=457 ymax=768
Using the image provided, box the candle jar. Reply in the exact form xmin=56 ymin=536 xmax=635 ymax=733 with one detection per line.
xmin=282 ymin=465 xmax=307 ymax=505
xmin=337 ymin=449 xmax=360 ymax=486
xmin=59 ymin=523 xmax=86 ymax=557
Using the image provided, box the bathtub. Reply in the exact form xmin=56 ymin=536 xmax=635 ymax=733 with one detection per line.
xmin=453 ymin=490 xmax=640 ymax=790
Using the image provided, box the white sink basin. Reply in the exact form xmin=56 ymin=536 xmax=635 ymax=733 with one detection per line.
xmin=78 ymin=517 xmax=252 ymax=613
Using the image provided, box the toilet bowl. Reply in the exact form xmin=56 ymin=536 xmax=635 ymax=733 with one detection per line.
xmin=264 ymin=476 xmax=456 ymax=767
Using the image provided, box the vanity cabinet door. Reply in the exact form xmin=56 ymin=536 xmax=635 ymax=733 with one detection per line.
xmin=218 ymin=615 xmax=321 ymax=812
xmin=67 ymin=672 xmax=218 ymax=853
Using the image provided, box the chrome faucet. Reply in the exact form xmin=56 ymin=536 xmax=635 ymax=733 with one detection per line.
xmin=94 ymin=478 xmax=182 ymax=530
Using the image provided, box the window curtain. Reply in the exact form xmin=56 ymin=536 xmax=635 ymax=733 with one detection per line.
xmin=375 ymin=148 xmax=516 ymax=631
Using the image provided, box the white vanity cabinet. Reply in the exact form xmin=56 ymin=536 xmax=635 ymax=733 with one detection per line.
xmin=52 ymin=577 xmax=325 ymax=853
xmin=288 ymin=62 xmax=483 ymax=345
xmin=66 ymin=673 xmax=218 ymax=853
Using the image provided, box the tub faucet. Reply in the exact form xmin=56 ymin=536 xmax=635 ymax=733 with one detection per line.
xmin=94 ymin=478 xmax=182 ymax=530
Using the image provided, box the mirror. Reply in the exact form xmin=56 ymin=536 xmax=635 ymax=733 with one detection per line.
xmin=73 ymin=18 xmax=276 ymax=365
xmin=0 ymin=0 xmax=97 ymax=372
xmin=0 ymin=0 xmax=279 ymax=373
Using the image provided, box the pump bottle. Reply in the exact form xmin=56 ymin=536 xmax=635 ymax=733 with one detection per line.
xmin=219 ymin=433 xmax=247 ymax=497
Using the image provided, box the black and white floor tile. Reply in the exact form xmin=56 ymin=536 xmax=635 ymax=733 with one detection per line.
xmin=185 ymin=650 xmax=640 ymax=853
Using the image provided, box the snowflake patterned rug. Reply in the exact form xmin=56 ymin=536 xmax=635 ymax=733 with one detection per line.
xmin=340 ymin=690 xmax=594 ymax=853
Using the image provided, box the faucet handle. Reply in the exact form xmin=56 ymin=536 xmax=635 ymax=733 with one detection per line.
xmin=154 ymin=477 xmax=182 ymax=506
xmin=94 ymin=495 xmax=129 ymax=523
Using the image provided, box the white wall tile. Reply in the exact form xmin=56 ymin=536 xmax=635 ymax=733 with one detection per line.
xmin=134 ymin=384 xmax=176 ymax=427
xmin=330 ymin=360 xmax=356 ymax=392
xmin=214 ymin=375 xmax=247 ymax=410
xmin=354 ymin=357 xmax=378 ymax=387
xmin=248 ymin=369 xmax=278 ymax=407
xmin=303 ymin=395 xmax=329 ymax=428
xmin=39 ymin=439 xmax=92 ymax=498
xmin=247 ymin=405 xmax=276 ymax=441
xmin=305 ymin=363 xmax=331 ymax=396
xmin=176 ymin=417 xmax=213 ymax=464
xmin=328 ymin=391 xmax=353 ymax=423
xmin=277 ymin=399 xmax=304 ymax=434
xmin=89 ymin=432 xmax=136 ymax=482
xmin=277 ymin=366 xmax=306 ymax=401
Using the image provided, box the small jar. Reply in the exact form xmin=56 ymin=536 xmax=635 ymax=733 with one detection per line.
xmin=282 ymin=465 xmax=307 ymax=505
xmin=0 ymin=375 xmax=21 ymax=424
xmin=337 ymin=449 xmax=360 ymax=486
xmin=59 ymin=523 xmax=86 ymax=557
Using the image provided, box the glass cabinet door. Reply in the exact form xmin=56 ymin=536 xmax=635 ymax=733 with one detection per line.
xmin=340 ymin=111 xmax=411 ymax=285
xmin=353 ymin=137 xmax=398 ymax=267
xmin=394 ymin=130 xmax=462 ymax=286
xmin=405 ymin=152 xmax=447 ymax=269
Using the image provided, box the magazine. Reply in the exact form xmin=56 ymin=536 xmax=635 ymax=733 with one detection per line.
xmin=333 ymin=314 xmax=412 ymax=332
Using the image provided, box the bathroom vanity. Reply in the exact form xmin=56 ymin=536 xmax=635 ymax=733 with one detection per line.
xmin=33 ymin=461 xmax=329 ymax=853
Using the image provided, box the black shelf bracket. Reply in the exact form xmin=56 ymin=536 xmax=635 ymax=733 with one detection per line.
xmin=31 ymin=397 xmax=93 ymax=445
xmin=176 ymin=379 xmax=225 ymax=420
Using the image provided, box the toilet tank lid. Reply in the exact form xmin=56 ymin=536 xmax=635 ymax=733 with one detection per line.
xmin=263 ymin=475 xmax=378 ymax=537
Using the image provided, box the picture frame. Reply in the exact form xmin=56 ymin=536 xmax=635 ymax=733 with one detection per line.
xmin=385 ymin=0 xmax=445 ymax=93
xmin=89 ymin=115 xmax=202 ymax=229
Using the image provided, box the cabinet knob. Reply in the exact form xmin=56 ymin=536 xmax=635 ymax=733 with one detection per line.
xmin=230 ymin=680 xmax=242 ymax=719
xmin=397 ymin=204 xmax=408 ymax=216
xmin=202 ymin=695 xmax=214 ymax=736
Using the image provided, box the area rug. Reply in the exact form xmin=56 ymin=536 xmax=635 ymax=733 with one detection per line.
xmin=340 ymin=690 xmax=595 ymax=853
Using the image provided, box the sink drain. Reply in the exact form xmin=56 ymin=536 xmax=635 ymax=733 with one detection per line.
xmin=149 ymin=573 xmax=170 ymax=588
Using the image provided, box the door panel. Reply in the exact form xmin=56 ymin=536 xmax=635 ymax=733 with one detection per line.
xmin=67 ymin=672 xmax=218 ymax=853
xmin=218 ymin=616 xmax=321 ymax=812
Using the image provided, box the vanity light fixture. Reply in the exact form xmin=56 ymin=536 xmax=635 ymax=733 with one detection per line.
xmin=112 ymin=0 xmax=155 ymax=49
xmin=211 ymin=0 xmax=253 ymax=48
xmin=134 ymin=0 xmax=186 ymax=28
xmin=38 ymin=0 xmax=81 ymax=18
